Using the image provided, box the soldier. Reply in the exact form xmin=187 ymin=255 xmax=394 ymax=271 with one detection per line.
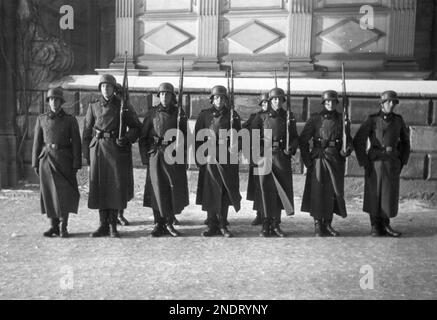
xmin=82 ymin=74 xmax=142 ymax=238
xmin=32 ymin=87 xmax=82 ymax=238
xmin=299 ymin=90 xmax=352 ymax=237
xmin=250 ymin=88 xmax=299 ymax=237
xmin=353 ymin=91 xmax=410 ymax=237
xmin=139 ymin=83 xmax=189 ymax=237
xmin=243 ymin=93 xmax=269 ymax=226
xmin=195 ymin=85 xmax=242 ymax=238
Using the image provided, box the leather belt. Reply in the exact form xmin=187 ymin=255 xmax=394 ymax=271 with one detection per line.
xmin=314 ymin=139 xmax=341 ymax=149
xmin=93 ymin=128 xmax=116 ymax=139
xmin=45 ymin=143 xmax=71 ymax=150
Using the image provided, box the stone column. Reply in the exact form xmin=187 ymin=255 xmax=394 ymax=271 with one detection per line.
xmin=194 ymin=0 xmax=220 ymax=70
xmin=287 ymin=0 xmax=314 ymax=70
xmin=385 ymin=0 xmax=418 ymax=69
xmin=0 ymin=0 xmax=18 ymax=188
xmin=111 ymin=0 xmax=135 ymax=68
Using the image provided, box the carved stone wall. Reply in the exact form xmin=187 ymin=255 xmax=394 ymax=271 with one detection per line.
xmin=110 ymin=0 xmax=428 ymax=76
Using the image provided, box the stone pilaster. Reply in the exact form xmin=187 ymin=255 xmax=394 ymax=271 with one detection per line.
xmin=111 ymin=0 xmax=136 ymax=68
xmin=194 ymin=0 xmax=220 ymax=70
xmin=287 ymin=0 xmax=314 ymax=70
xmin=385 ymin=0 xmax=418 ymax=69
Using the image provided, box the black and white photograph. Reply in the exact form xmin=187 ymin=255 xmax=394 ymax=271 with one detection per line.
xmin=0 ymin=0 xmax=436 ymax=306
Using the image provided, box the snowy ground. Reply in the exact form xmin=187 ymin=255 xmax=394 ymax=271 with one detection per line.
xmin=0 ymin=171 xmax=436 ymax=300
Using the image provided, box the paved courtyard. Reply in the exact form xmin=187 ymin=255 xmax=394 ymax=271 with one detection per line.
xmin=0 ymin=171 xmax=436 ymax=300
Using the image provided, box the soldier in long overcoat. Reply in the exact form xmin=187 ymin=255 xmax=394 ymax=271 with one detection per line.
xmin=32 ymin=88 xmax=82 ymax=238
xmin=82 ymin=74 xmax=142 ymax=238
xmin=243 ymin=93 xmax=269 ymax=226
xmin=250 ymin=88 xmax=299 ymax=237
xmin=139 ymin=83 xmax=189 ymax=237
xmin=195 ymin=85 xmax=242 ymax=238
xmin=299 ymin=90 xmax=353 ymax=237
xmin=353 ymin=91 xmax=410 ymax=237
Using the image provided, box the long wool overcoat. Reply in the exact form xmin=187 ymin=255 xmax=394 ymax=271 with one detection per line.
xmin=82 ymin=96 xmax=141 ymax=210
xmin=194 ymin=106 xmax=242 ymax=214
xmin=299 ymin=108 xmax=352 ymax=220
xmin=250 ymin=107 xmax=299 ymax=217
xmin=139 ymin=104 xmax=189 ymax=217
xmin=32 ymin=109 xmax=82 ymax=219
xmin=353 ymin=111 xmax=410 ymax=218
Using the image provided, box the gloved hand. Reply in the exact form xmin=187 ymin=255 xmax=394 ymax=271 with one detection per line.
xmin=116 ymin=136 xmax=130 ymax=148
xmin=340 ymin=148 xmax=352 ymax=158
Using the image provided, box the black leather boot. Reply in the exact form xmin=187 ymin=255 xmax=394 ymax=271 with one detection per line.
xmin=382 ymin=219 xmax=402 ymax=237
xmin=219 ymin=226 xmax=233 ymax=238
xmin=117 ymin=210 xmax=130 ymax=226
xmin=271 ymin=219 xmax=286 ymax=238
xmin=259 ymin=219 xmax=270 ymax=237
xmin=60 ymin=217 xmax=69 ymax=238
xmin=43 ymin=218 xmax=60 ymax=238
xmin=314 ymin=219 xmax=323 ymax=237
xmin=370 ymin=216 xmax=385 ymax=237
xmin=91 ymin=211 xmax=110 ymax=238
xmin=166 ymin=220 xmax=181 ymax=237
xmin=151 ymin=223 xmax=165 ymax=237
xmin=109 ymin=211 xmax=120 ymax=238
xmin=251 ymin=212 xmax=263 ymax=226
xmin=324 ymin=218 xmax=340 ymax=237
xmin=201 ymin=226 xmax=219 ymax=237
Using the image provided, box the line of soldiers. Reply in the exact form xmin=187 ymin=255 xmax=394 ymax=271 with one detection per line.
xmin=32 ymin=75 xmax=410 ymax=239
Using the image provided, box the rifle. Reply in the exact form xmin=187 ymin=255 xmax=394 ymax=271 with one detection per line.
xmin=176 ymin=57 xmax=185 ymax=148
xmin=119 ymin=51 xmax=129 ymax=140
xmin=285 ymin=60 xmax=291 ymax=155
xmin=341 ymin=62 xmax=349 ymax=155
xmin=229 ymin=61 xmax=235 ymax=149
xmin=274 ymin=69 xmax=278 ymax=88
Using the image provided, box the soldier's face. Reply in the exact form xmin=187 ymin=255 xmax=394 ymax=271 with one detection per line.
xmin=324 ymin=100 xmax=337 ymax=111
xmin=382 ymin=101 xmax=395 ymax=114
xmin=271 ymin=97 xmax=282 ymax=111
xmin=213 ymin=95 xmax=225 ymax=109
xmin=261 ymin=101 xmax=269 ymax=112
xmin=101 ymin=83 xmax=114 ymax=100
xmin=159 ymin=92 xmax=173 ymax=107
xmin=49 ymin=97 xmax=62 ymax=112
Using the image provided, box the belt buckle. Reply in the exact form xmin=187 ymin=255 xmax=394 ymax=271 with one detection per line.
xmin=49 ymin=144 xmax=57 ymax=150
xmin=386 ymin=146 xmax=393 ymax=152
